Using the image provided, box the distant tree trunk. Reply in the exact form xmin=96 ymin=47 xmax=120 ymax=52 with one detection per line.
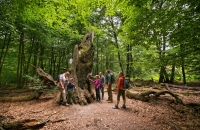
xmin=24 ymin=36 xmax=35 ymax=87
xmin=158 ymin=32 xmax=170 ymax=83
xmin=52 ymin=48 xmax=56 ymax=77
xmin=159 ymin=66 xmax=165 ymax=83
xmin=181 ymin=57 xmax=186 ymax=85
xmin=164 ymin=68 xmax=169 ymax=83
xmin=39 ymin=45 xmax=45 ymax=69
xmin=17 ymin=31 xmax=24 ymax=88
xmin=178 ymin=22 xmax=187 ymax=85
xmin=126 ymin=44 xmax=132 ymax=78
xmin=109 ymin=17 xmax=124 ymax=72
xmin=169 ymin=64 xmax=175 ymax=83
xmin=0 ymin=30 xmax=11 ymax=83
xmin=105 ymin=49 xmax=109 ymax=69
xmin=100 ymin=44 xmax=103 ymax=72
xmin=95 ymin=36 xmax=99 ymax=74
xmin=32 ymin=43 xmax=39 ymax=75
xmin=49 ymin=47 xmax=53 ymax=75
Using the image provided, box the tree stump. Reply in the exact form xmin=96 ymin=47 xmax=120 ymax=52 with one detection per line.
xmin=69 ymin=31 xmax=95 ymax=105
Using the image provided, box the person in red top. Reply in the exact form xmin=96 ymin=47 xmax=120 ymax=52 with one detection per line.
xmin=113 ymin=71 xmax=126 ymax=109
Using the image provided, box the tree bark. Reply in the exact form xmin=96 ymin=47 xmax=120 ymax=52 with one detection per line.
xmin=69 ymin=31 xmax=95 ymax=105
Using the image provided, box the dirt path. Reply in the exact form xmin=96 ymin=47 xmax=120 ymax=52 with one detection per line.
xmin=1 ymin=88 xmax=200 ymax=130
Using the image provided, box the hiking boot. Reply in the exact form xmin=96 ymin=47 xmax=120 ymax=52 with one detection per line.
xmin=62 ymin=102 xmax=69 ymax=106
xmin=121 ymin=104 xmax=126 ymax=109
xmin=112 ymin=105 xmax=119 ymax=109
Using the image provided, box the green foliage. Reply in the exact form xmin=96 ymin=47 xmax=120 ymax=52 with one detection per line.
xmin=24 ymin=75 xmax=49 ymax=90
xmin=0 ymin=0 xmax=199 ymax=86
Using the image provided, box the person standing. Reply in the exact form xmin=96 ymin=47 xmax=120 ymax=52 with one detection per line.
xmin=105 ymin=69 xmax=113 ymax=103
xmin=112 ymin=71 xmax=126 ymax=109
xmin=58 ymin=71 xmax=70 ymax=106
xmin=90 ymin=75 xmax=101 ymax=102
xmin=66 ymin=78 xmax=76 ymax=105
xmin=99 ymin=72 xmax=105 ymax=100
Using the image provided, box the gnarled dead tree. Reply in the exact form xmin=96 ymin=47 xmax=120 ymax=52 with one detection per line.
xmin=69 ymin=30 xmax=95 ymax=105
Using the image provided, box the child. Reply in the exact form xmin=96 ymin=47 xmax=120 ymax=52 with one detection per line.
xmin=90 ymin=75 xmax=101 ymax=102
xmin=66 ymin=78 xmax=76 ymax=104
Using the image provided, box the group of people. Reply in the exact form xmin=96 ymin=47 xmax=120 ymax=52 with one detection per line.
xmin=88 ymin=69 xmax=127 ymax=109
xmin=58 ymin=69 xmax=127 ymax=109
xmin=58 ymin=71 xmax=76 ymax=106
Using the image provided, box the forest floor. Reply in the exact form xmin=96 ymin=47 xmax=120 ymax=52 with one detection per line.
xmin=1 ymin=83 xmax=200 ymax=130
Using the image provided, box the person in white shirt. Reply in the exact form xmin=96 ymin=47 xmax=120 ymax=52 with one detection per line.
xmin=59 ymin=71 xmax=70 ymax=106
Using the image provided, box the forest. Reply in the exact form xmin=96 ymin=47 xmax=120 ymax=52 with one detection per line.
xmin=0 ymin=0 xmax=200 ymax=86
xmin=0 ymin=0 xmax=200 ymax=130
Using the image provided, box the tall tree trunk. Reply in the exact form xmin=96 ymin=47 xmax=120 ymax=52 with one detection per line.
xmin=0 ymin=30 xmax=11 ymax=85
xmin=159 ymin=66 xmax=165 ymax=83
xmin=105 ymin=49 xmax=109 ymax=69
xmin=49 ymin=47 xmax=53 ymax=75
xmin=24 ymin=36 xmax=34 ymax=87
xmin=39 ymin=45 xmax=45 ymax=70
xmin=52 ymin=48 xmax=56 ymax=77
xmin=109 ymin=17 xmax=124 ymax=72
xmin=178 ymin=23 xmax=186 ymax=85
xmin=21 ymin=32 xmax=25 ymax=87
xmin=181 ymin=57 xmax=186 ymax=85
xmin=32 ymin=43 xmax=39 ymax=75
xmin=126 ymin=44 xmax=132 ymax=78
xmin=164 ymin=68 xmax=169 ymax=83
xmin=95 ymin=36 xmax=99 ymax=74
xmin=170 ymin=63 xmax=175 ymax=83
xmin=100 ymin=44 xmax=103 ymax=72
xmin=24 ymin=37 xmax=34 ymax=76
xmin=17 ymin=31 xmax=24 ymax=88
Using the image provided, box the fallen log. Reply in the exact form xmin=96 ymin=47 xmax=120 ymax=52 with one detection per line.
xmin=30 ymin=64 xmax=57 ymax=86
xmin=0 ymin=91 xmax=43 ymax=102
xmin=161 ymin=83 xmax=200 ymax=91
xmin=2 ymin=118 xmax=49 ymax=130
xmin=125 ymin=90 xmax=183 ymax=104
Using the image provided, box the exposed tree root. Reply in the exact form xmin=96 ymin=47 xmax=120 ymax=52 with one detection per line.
xmin=126 ymin=90 xmax=183 ymax=104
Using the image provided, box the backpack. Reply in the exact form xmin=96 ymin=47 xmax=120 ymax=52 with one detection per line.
xmin=110 ymin=73 xmax=115 ymax=84
xmin=123 ymin=79 xmax=130 ymax=89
